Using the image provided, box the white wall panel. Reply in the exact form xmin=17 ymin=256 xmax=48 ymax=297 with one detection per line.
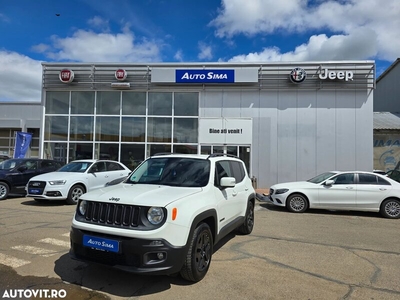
xmin=200 ymin=86 xmax=372 ymax=188
xmin=335 ymin=91 xmax=356 ymax=170
xmin=355 ymin=89 xmax=373 ymax=170
xmin=221 ymin=92 xmax=242 ymax=118
xmin=296 ymin=91 xmax=317 ymax=180
xmin=316 ymin=91 xmax=337 ymax=174
xmin=200 ymin=91 xmax=223 ymax=117
xmin=256 ymin=91 xmax=278 ymax=188
xmin=277 ymin=91 xmax=298 ymax=183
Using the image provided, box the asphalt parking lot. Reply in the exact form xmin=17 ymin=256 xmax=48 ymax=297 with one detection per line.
xmin=0 ymin=196 xmax=399 ymax=300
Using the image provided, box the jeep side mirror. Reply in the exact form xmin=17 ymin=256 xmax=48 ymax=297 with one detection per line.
xmin=220 ymin=177 xmax=236 ymax=188
xmin=324 ymin=179 xmax=334 ymax=186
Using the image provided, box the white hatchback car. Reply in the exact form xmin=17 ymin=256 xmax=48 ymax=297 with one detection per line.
xmin=26 ymin=160 xmax=131 ymax=205
xmin=267 ymin=171 xmax=400 ymax=218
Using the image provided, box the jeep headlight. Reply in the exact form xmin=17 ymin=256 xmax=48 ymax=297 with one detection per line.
xmin=147 ymin=207 xmax=165 ymax=225
xmin=275 ymin=188 xmax=289 ymax=195
xmin=78 ymin=200 xmax=87 ymax=215
xmin=49 ymin=180 xmax=66 ymax=185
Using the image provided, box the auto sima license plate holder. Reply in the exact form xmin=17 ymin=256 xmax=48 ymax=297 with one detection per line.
xmin=83 ymin=235 xmax=119 ymax=253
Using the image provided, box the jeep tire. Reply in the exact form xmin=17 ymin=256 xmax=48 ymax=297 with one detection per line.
xmin=238 ymin=200 xmax=254 ymax=234
xmin=180 ymin=222 xmax=213 ymax=282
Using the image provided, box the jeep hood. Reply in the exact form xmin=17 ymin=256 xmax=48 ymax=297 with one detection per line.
xmin=80 ymin=183 xmax=203 ymax=207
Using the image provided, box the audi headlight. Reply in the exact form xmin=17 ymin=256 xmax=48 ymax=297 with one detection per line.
xmin=49 ymin=180 xmax=66 ymax=185
xmin=275 ymin=188 xmax=289 ymax=195
xmin=147 ymin=207 xmax=165 ymax=225
xmin=78 ymin=200 xmax=87 ymax=215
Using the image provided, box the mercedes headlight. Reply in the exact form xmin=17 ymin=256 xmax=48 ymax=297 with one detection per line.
xmin=147 ymin=207 xmax=165 ymax=225
xmin=275 ymin=188 xmax=289 ymax=194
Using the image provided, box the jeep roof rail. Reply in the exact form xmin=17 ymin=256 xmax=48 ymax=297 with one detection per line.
xmin=152 ymin=152 xmax=191 ymax=157
xmin=152 ymin=152 xmax=173 ymax=156
xmin=207 ymin=153 xmax=239 ymax=159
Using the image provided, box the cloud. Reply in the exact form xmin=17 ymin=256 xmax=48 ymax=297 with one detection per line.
xmin=211 ymin=0 xmax=305 ymax=36
xmin=87 ymin=16 xmax=110 ymax=32
xmin=198 ymin=42 xmax=213 ymax=60
xmin=0 ymin=13 xmax=10 ymax=22
xmin=0 ymin=51 xmax=42 ymax=102
xmin=212 ymin=0 xmax=400 ymax=61
xmin=174 ymin=50 xmax=184 ymax=61
xmin=228 ymin=28 xmax=378 ymax=62
xmin=32 ymin=26 xmax=162 ymax=62
xmin=30 ymin=43 xmax=50 ymax=53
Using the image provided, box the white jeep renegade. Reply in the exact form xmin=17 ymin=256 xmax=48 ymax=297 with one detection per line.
xmin=69 ymin=153 xmax=256 ymax=282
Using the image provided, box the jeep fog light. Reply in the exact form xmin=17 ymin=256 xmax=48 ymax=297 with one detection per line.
xmin=147 ymin=207 xmax=164 ymax=225
xmin=78 ymin=200 xmax=87 ymax=215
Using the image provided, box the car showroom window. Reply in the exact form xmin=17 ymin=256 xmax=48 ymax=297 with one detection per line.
xmin=333 ymin=174 xmax=355 ymax=184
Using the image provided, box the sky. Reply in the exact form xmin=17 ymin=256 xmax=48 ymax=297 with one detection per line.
xmin=0 ymin=0 xmax=399 ymax=102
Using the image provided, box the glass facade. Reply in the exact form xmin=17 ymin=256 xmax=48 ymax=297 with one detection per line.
xmin=43 ymin=91 xmax=199 ymax=168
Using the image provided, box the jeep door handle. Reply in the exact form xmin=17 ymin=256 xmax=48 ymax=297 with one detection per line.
xmin=379 ymin=188 xmax=387 ymax=191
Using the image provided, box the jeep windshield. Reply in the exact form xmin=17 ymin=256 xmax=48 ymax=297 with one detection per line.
xmin=126 ymin=157 xmax=210 ymax=187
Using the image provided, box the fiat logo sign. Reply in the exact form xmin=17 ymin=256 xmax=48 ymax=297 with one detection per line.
xmin=59 ymin=69 xmax=74 ymax=83
xmin=115 ymin=69 xmax=127 ymax=81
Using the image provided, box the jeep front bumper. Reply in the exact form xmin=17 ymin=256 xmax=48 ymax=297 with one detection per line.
xmin=69 ymin=226 xmax=188 ymax=275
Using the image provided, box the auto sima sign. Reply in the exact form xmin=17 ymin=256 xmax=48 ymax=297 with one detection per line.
xmin=176 ymin=70 xmax=235 ymax=83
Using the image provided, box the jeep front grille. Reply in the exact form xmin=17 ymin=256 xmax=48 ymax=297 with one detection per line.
xmin=84 ymin=202 xmax=140 ymax=228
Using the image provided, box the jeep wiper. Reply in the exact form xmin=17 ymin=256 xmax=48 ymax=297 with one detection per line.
xmin=162 ymin=182 xmax=181 ymax=187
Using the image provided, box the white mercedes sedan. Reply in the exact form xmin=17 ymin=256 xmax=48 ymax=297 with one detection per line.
xmin=267 ymin=171 xmax=400 ymax=219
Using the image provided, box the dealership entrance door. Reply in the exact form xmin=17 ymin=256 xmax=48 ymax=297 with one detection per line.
xmin=200 ymin=145 xmax=251 ymax=174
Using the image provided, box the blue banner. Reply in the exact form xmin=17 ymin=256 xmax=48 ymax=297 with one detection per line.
xmin=176 ymin=69 xmax=235 ymax=83
xmin=14 ymin=132 xmax=32 ymax=158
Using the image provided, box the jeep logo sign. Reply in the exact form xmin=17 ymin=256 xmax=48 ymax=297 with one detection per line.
xmin=319 ymin=68 xmax=353 ymax=81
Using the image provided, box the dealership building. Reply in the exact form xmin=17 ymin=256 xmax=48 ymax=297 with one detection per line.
xmin=0 ymin=61 xmax=375 ymax=188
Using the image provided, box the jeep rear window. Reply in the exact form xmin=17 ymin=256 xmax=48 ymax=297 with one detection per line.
xmin=126 ymin=157 xmax=210 ymax=187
